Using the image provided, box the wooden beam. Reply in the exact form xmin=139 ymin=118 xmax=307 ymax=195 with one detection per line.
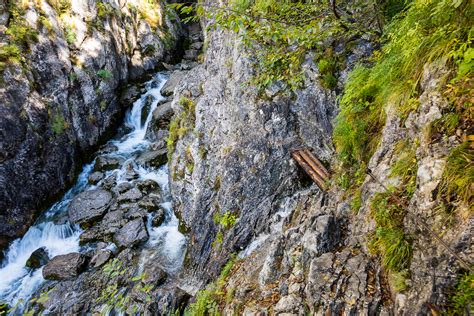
xmin=291 ymin=151 xmax=327 ymax=190
xmin=299 ymin=149 xmax=330 ymax=179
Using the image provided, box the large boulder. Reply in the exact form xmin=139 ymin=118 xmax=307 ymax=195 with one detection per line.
xmin=68 ymin=189 xmax=113 ymax=226
xmin=114 ymin=218 xmax=149 ymax=248
xmin=42 ymin=253 xmax=87 ymax=281
xmin=25 ymin=247 xmax=49 ymax=269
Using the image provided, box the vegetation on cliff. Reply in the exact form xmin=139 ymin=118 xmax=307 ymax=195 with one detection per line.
xmin=173 ymin=0 xmax=472 ymax=312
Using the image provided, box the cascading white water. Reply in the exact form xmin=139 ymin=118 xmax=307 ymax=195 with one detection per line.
xmin=0 ymin=72 xmax=186 ymax=311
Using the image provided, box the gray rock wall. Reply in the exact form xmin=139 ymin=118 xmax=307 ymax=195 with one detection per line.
xmin=167 ymin=26 xmax=472 ymax=315
xmin=0 ymin=0 xmax=182 ymax=249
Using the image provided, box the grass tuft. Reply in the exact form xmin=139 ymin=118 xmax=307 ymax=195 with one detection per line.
xmin=437 ymin=142 xmax=473 ymax=211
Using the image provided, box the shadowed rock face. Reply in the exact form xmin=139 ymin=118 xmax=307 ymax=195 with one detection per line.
xmin=0 ymin=0 xmax=182 ymax=249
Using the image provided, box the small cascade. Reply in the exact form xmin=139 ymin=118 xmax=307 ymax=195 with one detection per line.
xmin=0 ymin=72 xmax=186 ymax=312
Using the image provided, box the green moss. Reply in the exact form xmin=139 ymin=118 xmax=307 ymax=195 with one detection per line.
xmin=212 ymin=230 xmax=224 ymax=249
xmin=0 ymin=4 xmax=38 ymax=71
xmin=46 ymin=0 xmax=71 ymax=15
xmin=350 ymin=187 xmax=362 ymax=213
xmin=167 ymin=97 xmax=196 ymax=160
xmin=0 ymin=44 xmax=21 ymax=70
xmin=97 ymin=1 xmax=114 ymax=19
xmin=213 ymin=211 xmax=237 ymax=230
xmin=39 ymin=16 xmax=54 ymax=33
xmin=65 ymin=25 xmax=76 ymax=45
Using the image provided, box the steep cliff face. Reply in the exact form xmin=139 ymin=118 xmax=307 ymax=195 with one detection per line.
xmin=168 ymin=25 xmax=472 ymax=315
xmin=0 ymin=0 xmax=181 ymax=249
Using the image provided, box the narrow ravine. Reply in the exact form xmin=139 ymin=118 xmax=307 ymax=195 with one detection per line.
xmin=0 ymin=73 xmax=186 ymax=313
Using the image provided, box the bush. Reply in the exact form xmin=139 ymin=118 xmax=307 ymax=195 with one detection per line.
xmin=51 ymin=113 xmax=67 ymax=135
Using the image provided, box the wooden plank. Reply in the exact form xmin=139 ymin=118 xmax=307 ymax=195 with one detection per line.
xmin=301 ymin=149 xmax=330 ymax=178
xmin=299 ymin=150 xmax=329 ymax=181
xmin=291 ymin=151 xmax=327 ymax=190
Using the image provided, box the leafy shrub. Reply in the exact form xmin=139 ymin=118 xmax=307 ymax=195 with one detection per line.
xmin=213 ymin=211 xmax=237 ymax=230
xmin=46 ymin=0 xmax=71 ymax=15
xmin=171 ymin=0 xmax=390 ymax=92
xmin=39 ymin=16 xmax=54 ymax=33
xmin=65 ymin=25 xmax=76 ymax=45
xmin=51 ymin=113 xmax=67 ymax=135
xmin=97 ymin=1 xmax=114 ymax=19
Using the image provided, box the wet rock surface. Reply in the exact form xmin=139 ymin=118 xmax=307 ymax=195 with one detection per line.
xmin=25 ymin=247 xmax=49 ymax=269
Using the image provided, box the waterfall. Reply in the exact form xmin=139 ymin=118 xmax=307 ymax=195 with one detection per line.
xmin=0 ymin=72 xmax=186 ymax=311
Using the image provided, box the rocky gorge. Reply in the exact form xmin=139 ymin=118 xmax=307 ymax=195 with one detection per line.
xmin=0 ymin=0 xmax=473 ymax=315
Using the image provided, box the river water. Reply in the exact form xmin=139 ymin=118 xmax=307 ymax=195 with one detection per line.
xmin=0 ymin=72 xmax=186 ymax=312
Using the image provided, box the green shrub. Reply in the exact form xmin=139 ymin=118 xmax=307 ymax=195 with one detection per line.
xmin=65 ymin=25 xmax=76 ymax=45
xmin=46 ymin=0 xmax=71 ymax=15
xmin=213 ymin=211 xmax=237 ymax=230
xmin=39 ymin=16 xmax=54 ymax=33
xmin=0 ymin=44 xmax=21 ymax=70
xmin=317 ymin=55 xmax=339 ymax=90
